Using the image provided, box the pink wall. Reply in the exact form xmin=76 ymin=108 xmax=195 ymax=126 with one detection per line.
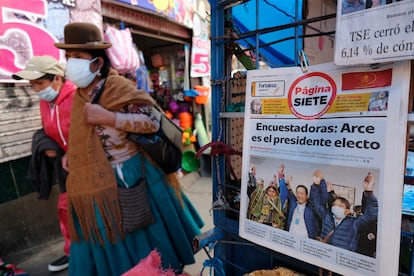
xmin=0 ymin=0 xmax=102 ymax=81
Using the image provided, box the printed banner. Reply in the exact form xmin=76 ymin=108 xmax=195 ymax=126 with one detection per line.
xmin=334 ymin=0 xmax=414 ymax=65
xmin=239 ymin=61 xmax=411 ymax=275
xmin=190 ymin=11 xmax=210 ymax=77
xmin=115 ymin=0 xmax=194 ymax=28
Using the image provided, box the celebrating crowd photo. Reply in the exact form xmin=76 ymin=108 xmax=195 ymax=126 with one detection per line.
xmin=245 ymin=160 xmax=379 ymax=258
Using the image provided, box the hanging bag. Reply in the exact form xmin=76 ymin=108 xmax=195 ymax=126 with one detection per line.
xmin=104 ymin=25 xmax=140 ymax=74
xmin=118 ymin=155 xmax=154 ymax=232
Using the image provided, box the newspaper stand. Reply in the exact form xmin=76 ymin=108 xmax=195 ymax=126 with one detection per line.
xmin=203 ymin=0 xmax=414 ymax=275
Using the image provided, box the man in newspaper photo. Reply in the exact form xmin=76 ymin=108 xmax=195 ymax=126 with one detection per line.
xmin=278 ymin=166 xmax=320 ymax=239
xmin=309 ymin=171 xmax=378 ymax=255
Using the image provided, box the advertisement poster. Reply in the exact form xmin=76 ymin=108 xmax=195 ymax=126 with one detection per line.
xmin=190 ymin=9 xmax=210 ymax=77
xmin=239 ymin=62 xmax=411 ymax=275
xmin=0 ymin=0 xmax=102 ymax=81
xmin=334 ymin=0 xmax=414 ymax=65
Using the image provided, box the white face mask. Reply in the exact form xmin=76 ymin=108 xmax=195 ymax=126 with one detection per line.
xmin=331 ymin=205 xmax=346 ymax=219
xmin=37 ymin=82 xmax=59 ymax=102
xmin=65 ymin=57 xmax=100 ymax=88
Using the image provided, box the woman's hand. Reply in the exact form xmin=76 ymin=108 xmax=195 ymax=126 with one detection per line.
xmin=84 ymin=103 xmax=116 ymax=126
xmin=44 ymin=150 xmax=57 ymax=158
xmin=62 ymin=153 xmax=69 ymax=172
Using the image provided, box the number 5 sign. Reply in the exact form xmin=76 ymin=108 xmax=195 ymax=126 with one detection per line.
xmin=0 ymin=0 xmax=60 ymax=78
xmin=190 ymin=13 xmax=210 ymax=77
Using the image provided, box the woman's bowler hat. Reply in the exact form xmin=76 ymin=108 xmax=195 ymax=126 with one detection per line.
xmin=55 ymin=22 xmax=111 ymax=50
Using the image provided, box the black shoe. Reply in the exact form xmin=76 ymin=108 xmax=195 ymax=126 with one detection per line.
xmin=48 ymin=255 xmax=69 ymax=272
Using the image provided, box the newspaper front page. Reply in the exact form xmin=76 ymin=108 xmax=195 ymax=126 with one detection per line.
xmin=239 ymin=61 xmax=411 ymax=275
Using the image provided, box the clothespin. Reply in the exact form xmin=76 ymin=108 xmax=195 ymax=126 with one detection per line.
xmin=120 ymin=21 xmax=125 ymax=30
xmin=298 ymin=49 xmax=309 ymax=73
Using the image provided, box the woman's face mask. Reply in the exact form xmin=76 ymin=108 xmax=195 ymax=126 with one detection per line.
xmin=65 ymin=57 xmax=100 ymax=88
xmin=331 ymin=205 xmax=346 ymax=219
xmin=37 ymin=81 xmax=59 ymax=102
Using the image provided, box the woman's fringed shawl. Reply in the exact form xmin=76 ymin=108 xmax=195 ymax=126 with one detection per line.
xmin=67 ymin=69 xmax=155 ymax=244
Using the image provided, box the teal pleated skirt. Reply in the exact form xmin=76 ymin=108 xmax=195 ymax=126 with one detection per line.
xmin=68 ymin=153 xmax=204 ymax=276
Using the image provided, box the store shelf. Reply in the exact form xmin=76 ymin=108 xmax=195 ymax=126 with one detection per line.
xmin=220 ymin=112 xmax=245 ymax=118
xmin=221 ymin=112 xmax=414 ymax=120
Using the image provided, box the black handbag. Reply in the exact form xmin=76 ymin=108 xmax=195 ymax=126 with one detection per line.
xmin=118 ymin=156 xmax=154 ymax=232
xmin=92 ymin=80 xmax=182 ymax=174
xmin=129 ymin=106 xmax=183 ymax=174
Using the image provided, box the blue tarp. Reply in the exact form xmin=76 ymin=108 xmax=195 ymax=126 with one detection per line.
xmin=231 ymin=0 xmax=303 ymax=67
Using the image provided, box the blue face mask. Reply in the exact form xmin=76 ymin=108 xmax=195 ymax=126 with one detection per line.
xmin=65 ymin=57 xmax=100 ymax=88
xmin=331 ymin=205 xmax=346 ymax=219
xmin=37 ymin=83 xmax=59 ymax=102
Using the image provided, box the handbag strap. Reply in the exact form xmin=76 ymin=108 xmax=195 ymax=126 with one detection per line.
xmin=90 ymin=79 xmax=146 ymax=180
xmin=91 ymin=79 xmax=107 ymax=104
xmin=140 ymin=153 xmax=145 ymax=178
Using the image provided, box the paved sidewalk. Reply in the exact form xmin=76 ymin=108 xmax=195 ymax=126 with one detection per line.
xmin=15 ymin=174 xmax=214 ymax=276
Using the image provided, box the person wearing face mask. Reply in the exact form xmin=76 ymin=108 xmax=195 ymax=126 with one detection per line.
xmin=12 ymin=55 xmax=76 ymax=272
xmin=309 ymin=171 xmax=378 ymax=253
xmin=278 ymin=165 xmax=320 ymax=239
xmin=54 ymin=22 xmax=204 ymax=276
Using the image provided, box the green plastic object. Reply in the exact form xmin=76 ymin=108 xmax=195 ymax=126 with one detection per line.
xmin=181 ymin=150 xmax=201 ymax=172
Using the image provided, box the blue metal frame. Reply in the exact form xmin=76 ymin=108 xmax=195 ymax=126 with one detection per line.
xmin=232 ymin=16 xmax=295 ymax=66
xmin=209 ymin=1 xmax=414 ymax=275
xmin=209 ymin=1 xmax=316 ymax=274
xmin=210 ymin=0 xmax=225 ymax=229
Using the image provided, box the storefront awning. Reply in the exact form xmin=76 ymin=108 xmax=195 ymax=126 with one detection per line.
xmin=101 ymin=0 xmax=192 ymax=43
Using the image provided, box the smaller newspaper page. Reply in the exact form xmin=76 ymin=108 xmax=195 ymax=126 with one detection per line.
xmin=239 ymin=61 xmax=411 ymax=276
xmin=334 ymin=0 xmax=414 ymax=65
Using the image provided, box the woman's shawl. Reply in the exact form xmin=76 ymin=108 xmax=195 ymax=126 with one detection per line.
xmin=66 ymin=69 xmax=154 ymax=244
